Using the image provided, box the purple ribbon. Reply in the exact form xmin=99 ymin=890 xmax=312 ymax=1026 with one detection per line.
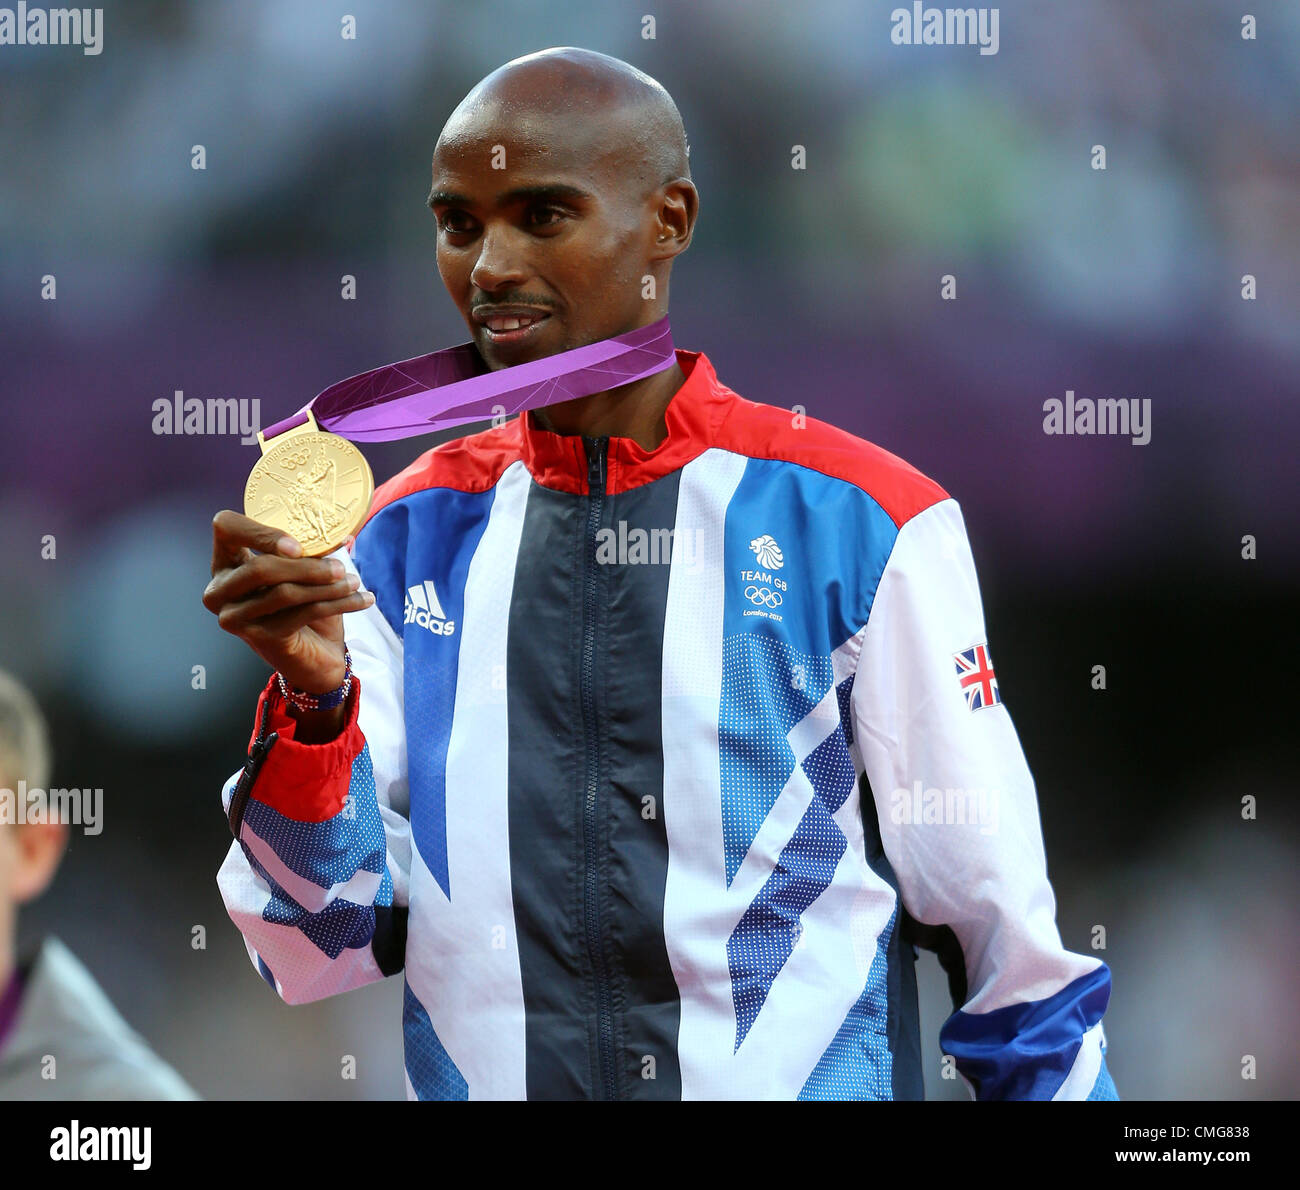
xmin=0 ymin=964 xmax=23 ymax=1054
xmin=262 ymin=315 xmax=675 ymax=443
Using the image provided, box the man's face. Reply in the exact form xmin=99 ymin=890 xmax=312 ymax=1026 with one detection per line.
xmin=430 ymin=113 xmax=657 ymax=369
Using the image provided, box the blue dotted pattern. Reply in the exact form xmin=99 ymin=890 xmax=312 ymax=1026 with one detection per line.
xmin=1088 ymin=1058 xmax=1119 ymax=1100
xmin=403 ymin=981 xmax=468 ymax=1100
xmin=719 ymin=633 xmax=832 ymax=886
xmin=716 ymin=452 xmax=900 ymax=1051
xmin=727 ymin=721 xmax=858 ymax=1049
xmin=239 ymin=743 xmax=393 ymax=959
xmin=261 ymin=891 xmax=380 ymax=960
xmin=798 ymin=905 xmax=898 ymax=1100
xmin=800 ymin=718 xmax=859 ymax=816
xmin=242 ymin=745 xmax=387 ymax=887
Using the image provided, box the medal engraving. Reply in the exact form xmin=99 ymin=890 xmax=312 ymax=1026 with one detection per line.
xmin=244 ymin=413 xmax=374 ymax=556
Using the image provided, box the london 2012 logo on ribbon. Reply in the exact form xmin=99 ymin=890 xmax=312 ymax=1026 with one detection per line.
xmin=741 ymin=534 xmax=787 ymax=621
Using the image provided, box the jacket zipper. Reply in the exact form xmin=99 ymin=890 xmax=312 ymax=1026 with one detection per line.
xmin=580 ymin=434 xmax=617 ymax=1101
xmin=227 ymin=690 xmax=279 ymax=836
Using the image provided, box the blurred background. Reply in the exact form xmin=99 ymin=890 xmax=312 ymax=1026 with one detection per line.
xmin=1 ymin=0 xmax=1296 ymax=1099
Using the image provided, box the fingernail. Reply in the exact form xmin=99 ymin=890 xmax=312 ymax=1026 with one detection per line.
xmin=278 ymin=536 xmax=302 ymax=557
xmin=329 ymin=559 xmax=346 ymax=578
xmin=363 ymin=591 xmax=375 ymax=605
xmin=347 ymin=574 xmax=361 ymax=590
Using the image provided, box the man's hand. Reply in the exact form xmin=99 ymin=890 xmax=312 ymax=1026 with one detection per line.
xmin=203 ymin=510 xmax=375 ymax=700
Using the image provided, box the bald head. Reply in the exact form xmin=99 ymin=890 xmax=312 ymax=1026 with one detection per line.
xmin=439 ymin=47 xmax=690 ymax=202
xmin=429 ymin=47 xmax=698 ymax=369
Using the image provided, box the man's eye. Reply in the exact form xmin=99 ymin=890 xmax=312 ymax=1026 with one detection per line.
xmin=528 ymin=204 xmax=567 ymax=227
xmin=438 ymin=212 xmax=473 ymax=233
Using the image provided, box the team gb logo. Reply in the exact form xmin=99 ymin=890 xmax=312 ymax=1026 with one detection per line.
xmin=750 ymin=535 xmax=784 ymax=570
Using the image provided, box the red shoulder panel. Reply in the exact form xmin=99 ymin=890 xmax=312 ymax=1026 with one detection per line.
xmin=713 ymin=390 xmax=949 ymax=528
xmin=360 ymin=418 xmax=524 ymax=529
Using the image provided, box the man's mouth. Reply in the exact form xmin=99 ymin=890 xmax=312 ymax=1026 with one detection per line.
xmin=472 ymin=306 xmax=553 ymax=343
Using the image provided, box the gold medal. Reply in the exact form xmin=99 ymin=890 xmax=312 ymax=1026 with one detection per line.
xmin=244 ymin=410 xmax=374 ymax=556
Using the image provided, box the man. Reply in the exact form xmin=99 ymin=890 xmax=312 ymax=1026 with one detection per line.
xmin=0 ymin=670 xmax=196 ymax=1099
xmin=205 ymin=46 xmax=1117 ymax=1100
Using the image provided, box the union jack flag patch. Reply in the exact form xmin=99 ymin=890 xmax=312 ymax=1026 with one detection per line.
xmin=954 ymin=643 xmax=1001 ymax=711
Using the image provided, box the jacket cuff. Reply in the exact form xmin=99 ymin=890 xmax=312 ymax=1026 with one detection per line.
xmin=244 ymin=671 xmax=365 ymax=823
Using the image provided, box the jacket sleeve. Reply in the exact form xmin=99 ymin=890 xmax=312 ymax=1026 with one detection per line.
xmin=850 ymin=497 xmax=1117 ymax=1100
xmin=215 ymin=545 xmax=410 ymax=1006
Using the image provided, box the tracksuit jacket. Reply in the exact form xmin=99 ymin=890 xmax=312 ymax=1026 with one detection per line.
xmin=217 ymin=347 xmax=1118 ymax=1100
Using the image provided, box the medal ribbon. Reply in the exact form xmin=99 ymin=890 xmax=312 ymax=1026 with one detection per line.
xmin=262 ymin=315 xmax=675 ymax=444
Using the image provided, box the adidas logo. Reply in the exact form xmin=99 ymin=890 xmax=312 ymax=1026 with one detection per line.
xmin=403 ymin=580 xmax=456 ymax=637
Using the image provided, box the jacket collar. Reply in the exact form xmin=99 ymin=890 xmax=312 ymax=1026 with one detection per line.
xmin=517 ymin=349 xmax=729 ymax=495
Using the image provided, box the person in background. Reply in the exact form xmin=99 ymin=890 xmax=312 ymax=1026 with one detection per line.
xmin=0 ymin=669 xmax=196 ymax=1100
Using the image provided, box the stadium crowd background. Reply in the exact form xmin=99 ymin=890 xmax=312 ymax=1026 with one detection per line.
xmin=0 ymin=0 xmax=1295 ymax=1098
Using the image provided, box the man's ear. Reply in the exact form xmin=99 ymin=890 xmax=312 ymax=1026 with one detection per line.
xmin=652 ymin=178 xmax=699 ymax=258
xmin=8 ymin=822 xmax=69 ymax=905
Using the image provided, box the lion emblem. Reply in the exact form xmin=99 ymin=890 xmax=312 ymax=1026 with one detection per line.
xmin=749 ymin=534 xmax=784 ymax=570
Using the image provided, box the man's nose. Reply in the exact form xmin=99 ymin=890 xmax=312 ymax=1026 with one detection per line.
xmin=470 ymin=223 xmax=528 ymax=292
